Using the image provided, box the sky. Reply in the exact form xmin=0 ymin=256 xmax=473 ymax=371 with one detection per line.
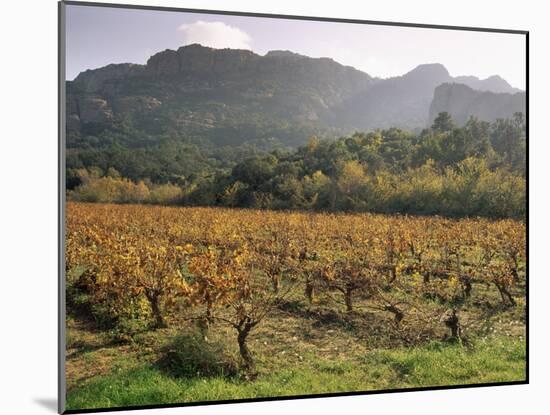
xmin=65 ymin=4 xmax=526 ymax=89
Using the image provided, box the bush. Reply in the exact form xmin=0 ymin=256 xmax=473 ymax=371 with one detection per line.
xmin=66 ymin=265 xmax=152 ymax=338
xmin=69 ymin=174 xmax=186 ymax=205
xmin=69 ymin=176 xmax=150 ymax=204
xmin=149 ymin=183 xmax=183 ymax=204
xmin=106 ymin=316 xmax=151 ymax=343
xmin=158 ymin=333 xmax=239 ymax=378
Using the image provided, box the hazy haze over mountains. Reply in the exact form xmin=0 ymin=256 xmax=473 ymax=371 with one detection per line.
xmin=67 ymin=44 xmax=525 ymax=148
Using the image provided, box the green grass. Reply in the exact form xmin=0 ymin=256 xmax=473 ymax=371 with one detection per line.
xmin=66 ymin=335 xmax=526 ymax=411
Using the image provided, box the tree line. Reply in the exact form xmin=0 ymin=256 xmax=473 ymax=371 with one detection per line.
xmin=68 ymin=112 xmax=526 ymax=218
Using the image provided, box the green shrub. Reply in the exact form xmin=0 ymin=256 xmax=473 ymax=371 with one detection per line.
xmin=107 ymin=316 xmax=151 ymax=343
xmin=159 ymin=333 xmax=239 ymax=378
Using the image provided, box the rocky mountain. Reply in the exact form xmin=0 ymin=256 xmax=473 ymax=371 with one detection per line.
xmin=429 ymin=83 xmax=526 ymax=125
xmin=453 ymin=75 xmax=521 ymax=94
xmin=331 ymin=64 xmax=523 ymax=131
xmin=68 ymin=44 xmax=378 ymax=148
xmin=331 ymin=63 xmax=452 ymax=130
xmin=66 ymin=44 xmax=525 ymax=148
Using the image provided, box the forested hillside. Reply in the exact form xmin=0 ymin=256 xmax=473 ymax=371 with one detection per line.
xmin=68 ymin=112 xmax=526 ymax=218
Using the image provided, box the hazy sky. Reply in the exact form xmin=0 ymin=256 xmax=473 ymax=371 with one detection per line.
xmin=65 ymin=4 xmax=526 ymax=89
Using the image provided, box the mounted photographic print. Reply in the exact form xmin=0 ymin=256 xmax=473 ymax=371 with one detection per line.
xmin=59 ymin=1 xmax=528 ymax=413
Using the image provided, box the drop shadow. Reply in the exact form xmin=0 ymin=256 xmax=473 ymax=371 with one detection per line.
xmin=34 ymin=398 xmax=57 ymax=413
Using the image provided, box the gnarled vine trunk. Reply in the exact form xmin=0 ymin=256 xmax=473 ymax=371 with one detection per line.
xmin=305 ymin=277 xmax=315 ymax=304
xmin=344 ymin=287 xmax=353 ymax=312
xmin=423 ymin=272 xmax=430 ymax=284
xmin=442 ymin=309 xmax=461 ymax=341
xmin=145 ymin=289 xmax=166 ymax=329
xmin=235 ymin=317 xmax=258 ymax=374
xmin=272 ymin=274 xmax=281 ymax=293
xmin=495 ymin=282 xmax=516 ymax=306
xmin=385 ymin=304 xmax=404 ymax=324
xmin=460 ymin=275 xmax=472 ymax=298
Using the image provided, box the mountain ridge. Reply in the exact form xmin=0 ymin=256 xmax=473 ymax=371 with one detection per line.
xmin=67 ymin=44 xmax=525 ymax=148
xmin=72 ymin=45 xmax=521 ymax=94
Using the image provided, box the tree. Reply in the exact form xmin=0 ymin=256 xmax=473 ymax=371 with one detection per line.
xmin=220 ymin=181 xmax=248 ymax=207
xmin=490 ymin=113 xmax=526 ymax=170
xmin=106 ymin=167 xmax=122 ymax=178
xmin=432 ymin=112 xmax=456 ymax=133
xmin=336 ymin=160 xmax=368 ymax=210
xmin=232 ymin=155 xmax=277 ymax=189
xmin=302 ymin=170 xmax=331 ymax=208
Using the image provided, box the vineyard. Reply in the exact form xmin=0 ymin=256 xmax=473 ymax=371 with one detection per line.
xmin=65 ymin=202 xmax=526 ymax=409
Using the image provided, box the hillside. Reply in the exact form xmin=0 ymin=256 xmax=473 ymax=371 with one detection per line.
xmin=66 ymin=44 xmax=525 ymax=150
xmin=67 ymin=44 xmax=374 ymax=149
xmin=429 ymin=83 xmax=527 ymax=125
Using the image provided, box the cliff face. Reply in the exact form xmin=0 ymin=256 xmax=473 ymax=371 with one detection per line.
xmin=66 ymin=44 xmax=525 ymax=147
xmin=72 ymin=63 xmax=145 ymax=93
xmin=145 ymin=45 xmax=260 ymax=77
xmin=429 ymin=83 xmax=526 ymax=125
xmin=67 ymin=44 xmax=375 ymax=136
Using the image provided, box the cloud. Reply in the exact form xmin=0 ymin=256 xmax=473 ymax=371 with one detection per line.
xmin=178 ymin=21 xmax=252 ymax=50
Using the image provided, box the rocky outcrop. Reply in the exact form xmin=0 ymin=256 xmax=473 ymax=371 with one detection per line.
xmin=145 ymin=49 xmax=180 ymax=76
xmin=72 ymin=63 xmax=144 ymax=93
xmin=144 ymin=44 xmax=259 ymax=78
xmin=114 ymin=96 xmax=162 ymax=114
xmin=429 ymin=83 xmax=526 ymax=125
xmin=179 ymin=44 xmax=258 ymax=76
xmin=78 ymin=97 xmax=113 ymax=123
xmin=66 ymin=94 xmax=161 ymax=127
